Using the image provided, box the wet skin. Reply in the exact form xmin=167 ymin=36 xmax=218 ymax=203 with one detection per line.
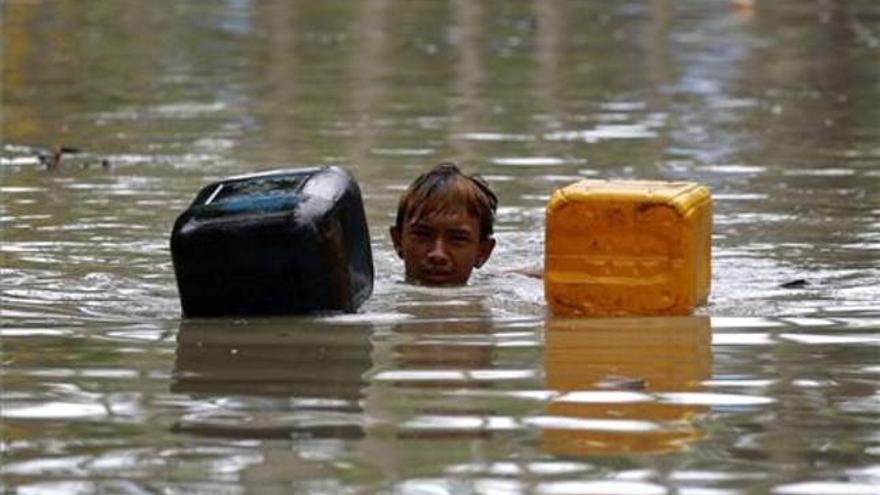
xmin=390 ymin=209 xmax=495 ymax=286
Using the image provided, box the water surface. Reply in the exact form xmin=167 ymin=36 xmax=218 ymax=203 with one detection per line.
xmin=2 ymin=1 xmax=879 ymax=493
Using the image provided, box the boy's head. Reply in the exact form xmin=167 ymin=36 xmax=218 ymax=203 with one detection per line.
xmin=390 ymin=162 xmax=497 ymax=286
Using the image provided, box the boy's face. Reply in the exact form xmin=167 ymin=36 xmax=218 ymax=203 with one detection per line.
xmin=390 ymin=207 xmax=495 ymax=286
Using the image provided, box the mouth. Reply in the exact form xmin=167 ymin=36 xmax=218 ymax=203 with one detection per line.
xmin=418 ymin=268 xmax=455 ymax=285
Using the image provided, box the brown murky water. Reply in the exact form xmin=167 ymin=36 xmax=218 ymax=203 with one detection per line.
xmin=2 ymin=1 xmax=879 ymax=493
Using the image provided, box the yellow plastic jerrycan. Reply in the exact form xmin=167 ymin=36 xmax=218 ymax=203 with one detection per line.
xmin=544 ymin=179 xmax=712 ymax=316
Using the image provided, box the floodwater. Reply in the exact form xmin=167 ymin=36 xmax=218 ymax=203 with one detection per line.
xmin=2 ymin=0 xmax=879 ymax=493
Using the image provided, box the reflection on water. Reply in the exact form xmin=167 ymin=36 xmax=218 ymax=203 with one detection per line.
xmin=3 ymin=315 xmax=880 ymax=491
xmin=2 ymin=0 xmax=880 ymax=493
xmin=542 ymin=316 xmax=711 ymax=455
xmin=172 ymin=319 xmax=371 ymax=440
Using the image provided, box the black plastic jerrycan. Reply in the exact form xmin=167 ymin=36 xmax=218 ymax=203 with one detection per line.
xmin=170 ymin=166 xmax=374 ymax=317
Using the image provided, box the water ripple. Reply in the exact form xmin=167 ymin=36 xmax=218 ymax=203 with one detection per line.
xmin=536 ymin=480 xmax=667 ymax=495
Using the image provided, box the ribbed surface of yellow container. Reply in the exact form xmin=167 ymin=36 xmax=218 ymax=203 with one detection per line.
xmin=544 ymin=179 xmax=712 ymax=316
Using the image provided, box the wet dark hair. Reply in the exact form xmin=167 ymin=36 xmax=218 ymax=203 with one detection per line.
xmin=395 ymin=162 xmax=498 ymax=239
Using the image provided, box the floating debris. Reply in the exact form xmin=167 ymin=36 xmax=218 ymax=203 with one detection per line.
xmin=779 ymin=279 xmax=810 ymax=289
xmin=595 ymin=375 xmax=647 ymax=391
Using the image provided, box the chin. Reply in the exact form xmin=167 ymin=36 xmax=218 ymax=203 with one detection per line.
xmin=413 ymin=273 xmax=468 ymax=287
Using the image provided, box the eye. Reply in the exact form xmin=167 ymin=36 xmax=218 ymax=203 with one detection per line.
xmin=409 ymin=227 xmax=432 ymax=240
xmin=449 ymin=233 xmax=472 ymax=246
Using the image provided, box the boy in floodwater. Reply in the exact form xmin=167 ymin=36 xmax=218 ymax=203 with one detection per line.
xmin=391 ymin=162 xmax=497 ymax=286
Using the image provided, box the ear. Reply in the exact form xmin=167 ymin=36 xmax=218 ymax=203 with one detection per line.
xmin=390 ymin=225 xmax=404 ymax=259
xmin=474 ymin=237 xmax=496 ymax=268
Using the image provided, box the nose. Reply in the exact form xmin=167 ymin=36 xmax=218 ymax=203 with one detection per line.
xmin=426 ymin=238 xmax=451 ymax=266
